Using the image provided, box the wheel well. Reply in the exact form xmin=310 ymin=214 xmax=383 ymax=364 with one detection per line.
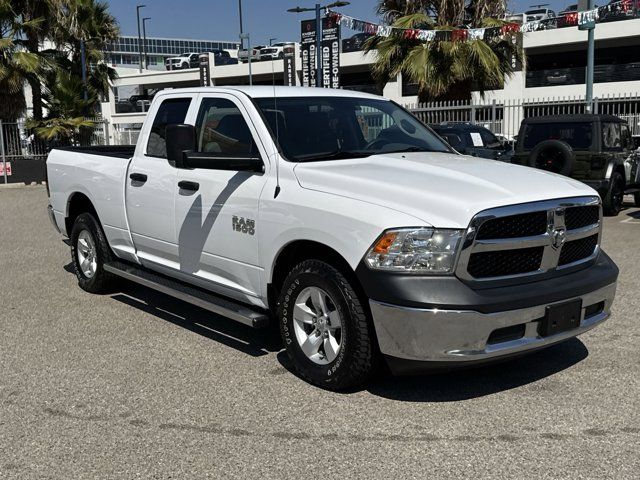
xmin=268 ymin=240 xmax=361 ymax=312
xmin=614 ymin=165 xmax=626 ymax=184
xmin=65 ymin=193 xmax=98 ymax=234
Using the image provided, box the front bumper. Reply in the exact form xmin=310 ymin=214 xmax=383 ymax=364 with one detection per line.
xmin=372 ymin=282 xmax=616 ymax=373
xmin=360 ymin=251 xmax=619 ymax=374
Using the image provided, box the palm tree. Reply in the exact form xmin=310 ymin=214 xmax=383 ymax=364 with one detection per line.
xmin=366 ymin=0 xmax=521 ymax=101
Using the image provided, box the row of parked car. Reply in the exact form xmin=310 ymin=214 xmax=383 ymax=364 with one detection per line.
xmin=238 ymin=43 xmax=294 ymax=63
xmin=506 ymin=0 xmax=640 ymax=28
xmin=433 ymin=116 xmax=640 ymax=214
xmin=164 ymin=50 xmax=238 ymax=70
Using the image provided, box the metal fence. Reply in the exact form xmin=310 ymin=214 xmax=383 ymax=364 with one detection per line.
xmin=406 ymin=93 xmax=640 ymax=138
xmin=0 ymin=119 xmax=110 ymax=184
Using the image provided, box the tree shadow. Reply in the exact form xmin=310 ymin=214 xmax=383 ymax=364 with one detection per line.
xmin=109 ymin=281 xmax=281 ymax=358
xmin=177 ymin=172 xmax=250 ymax=274
xmin=366 ymin=338 xmax=589 ymax=402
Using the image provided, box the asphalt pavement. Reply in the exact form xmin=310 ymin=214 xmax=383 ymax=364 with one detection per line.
xmin=0 ymin=186 xmax=638 ymax=479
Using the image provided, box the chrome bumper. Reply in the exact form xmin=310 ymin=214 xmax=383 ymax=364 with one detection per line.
xmin=370 ymin=282 xmax=616 ymax=363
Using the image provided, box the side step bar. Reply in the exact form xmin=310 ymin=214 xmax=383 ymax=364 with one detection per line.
xmin=104 ymin=261 xmax=270 ymax=329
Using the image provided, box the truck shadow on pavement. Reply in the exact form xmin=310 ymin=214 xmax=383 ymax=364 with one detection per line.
xmin=108 ymin=280 xmax=282 ymax=357
xmin=364 ymin=339 xmax=589 ymax=402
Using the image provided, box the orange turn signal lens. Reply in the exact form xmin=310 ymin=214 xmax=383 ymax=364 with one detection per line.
xmin=373 ymin=232 xmax=398 ymax=254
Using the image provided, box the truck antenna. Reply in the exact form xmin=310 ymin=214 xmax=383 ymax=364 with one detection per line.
xmin=272 ymin=57 xmax=281 ymax=198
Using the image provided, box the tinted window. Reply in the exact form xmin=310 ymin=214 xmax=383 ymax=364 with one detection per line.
xmin=254 ymin=96 xmax=449 ymax=161
xmin=146 ymin=97 xmax=192 ymax=158
xmin=602 ymin=122 xmax=622 ymax=151
xmin=195 ymin=98 xmax=256 ymax=156
xmin=521 ymin=122 xmax=593 ymax=150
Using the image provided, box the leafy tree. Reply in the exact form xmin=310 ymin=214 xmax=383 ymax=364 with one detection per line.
xmin=366 ymin=0 xmax=521 ymax=101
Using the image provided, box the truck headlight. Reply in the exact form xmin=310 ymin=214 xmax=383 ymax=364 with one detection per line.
xmin=365 ymin=228 xmax=463 ymax=274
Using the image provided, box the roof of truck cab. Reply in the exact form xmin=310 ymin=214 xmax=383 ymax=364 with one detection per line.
xmin=155 ymin=86 xmax=385 ymax=100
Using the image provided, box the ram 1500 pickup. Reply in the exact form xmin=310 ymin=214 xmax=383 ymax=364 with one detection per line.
xmin=46 ymin=87 xmax=619 ymax=390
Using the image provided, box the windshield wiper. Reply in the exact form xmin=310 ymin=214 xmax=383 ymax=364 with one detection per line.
xmin=381 ymin=146 xmax=442 ymax=154
xmin=296 ymin=150 xmax=372 ymax=162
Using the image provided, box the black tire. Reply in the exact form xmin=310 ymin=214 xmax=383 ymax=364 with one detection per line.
xmin=603 ymin=171 xmax=625 ymax=216
xmin=181 ymin=62 xmax=189 ymax=69
xmin=70 ymin=213 xmax=117 ymax=293
xmin=278 ymin=52 xmax=284 ymax=59
xmin=278 ymin=260 xmax=377 ymax=391
xmin=528 ymin=140 xmax=574 ymax=176
xmin=634 ymin=191 xmax=640 ymax=208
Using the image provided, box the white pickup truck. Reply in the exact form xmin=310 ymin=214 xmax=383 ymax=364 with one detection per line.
xmin=47 ymin=87 xmax=619 ymax=390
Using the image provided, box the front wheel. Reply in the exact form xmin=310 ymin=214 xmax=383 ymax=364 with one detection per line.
xmin=278 ymin=260 xmax=377 ymax=391
xmin=603 ymin=171 xmax=624 ymax=216
xmin=70 ymin=213 xmax=117 ymax=293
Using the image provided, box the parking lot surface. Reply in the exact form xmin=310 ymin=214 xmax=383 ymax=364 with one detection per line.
xmin=1 ymin=186 xmax=638 ymax=479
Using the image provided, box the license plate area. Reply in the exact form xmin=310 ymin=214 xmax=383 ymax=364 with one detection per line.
xmin=539 ymin=299 xmax=583 ymax=337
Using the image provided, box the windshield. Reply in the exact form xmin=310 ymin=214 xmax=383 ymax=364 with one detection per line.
xmin=521 ymin=122 xmax=594 ymax=150
xmin=254 ymin=96 xmax=450 ymax=161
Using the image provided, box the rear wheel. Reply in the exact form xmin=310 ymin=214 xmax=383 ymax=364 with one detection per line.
xmin=70 ymin=213 xmax=117 ymax=293
xmin=603 ymin=171 xmax=624 ymax=216
xmin=278 ymin=260 xmax=377 ymax=391
xmin=634 ymin=191 xmax=640 ymax=207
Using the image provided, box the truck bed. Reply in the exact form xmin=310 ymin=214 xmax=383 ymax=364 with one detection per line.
xmin=55 ymin=145 xmax=136 ymax=159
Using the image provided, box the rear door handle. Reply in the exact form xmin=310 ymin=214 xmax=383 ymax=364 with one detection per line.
xmin=178 ymin=180 xmax=199 ymax=191
xmin=129 ymin=172 xmax=148 ymax=183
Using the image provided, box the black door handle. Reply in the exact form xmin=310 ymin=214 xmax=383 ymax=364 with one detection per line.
xmin=178 ymin=180 xmax=199 ymax=191
xmin=129 ymin=172 xmax=148 ymax=183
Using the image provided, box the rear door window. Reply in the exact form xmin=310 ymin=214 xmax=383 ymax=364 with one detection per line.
xmin=146 ymin=97 xmax=192 ymax=158
xmin=522 ymin=122 xmax=593 ymax=150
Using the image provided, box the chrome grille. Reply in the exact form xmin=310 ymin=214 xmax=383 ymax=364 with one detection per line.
xmin=456 ymin=196 xmax=601 ymax=282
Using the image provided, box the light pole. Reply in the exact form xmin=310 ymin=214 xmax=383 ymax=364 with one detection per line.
xmin=142 ymin=17 xmax=151 ymax=70
xmin=136 ymin=4 xmax=146 ymax=73
xmin=287 ymin=2 xmax=349 ymax=88
xmin=269 ymin=37 xmax=277 ymax=46
xmin=240 ymin=33 xmax=252 ymax=85
xmin=578 ymin=0 xmax=595 ymax=112
xmin=238 ymin=0 xmax=244 ymax=50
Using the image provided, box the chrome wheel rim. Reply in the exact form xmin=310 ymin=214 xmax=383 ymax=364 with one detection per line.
xmin=76 ymin=230 xmax=97 ymax=279
xmin=292 ymin=286 xmax=343 ymax=365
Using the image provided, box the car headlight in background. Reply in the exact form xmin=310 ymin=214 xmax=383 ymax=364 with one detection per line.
xmin=365 ymin=227 xmax=464 ymax=273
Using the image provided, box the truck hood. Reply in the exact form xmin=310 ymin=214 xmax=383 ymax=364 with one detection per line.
xmin=293 ymin=152 xmax=597 ymax=228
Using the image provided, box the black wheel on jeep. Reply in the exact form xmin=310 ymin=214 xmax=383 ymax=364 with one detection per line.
xmin=528 ymin=140 xmax=575 ymax=176
xmin=603 ymin=171 xmax=625 ymax=216
xmin=70 ymin=213 xmax=117 ymax=293
xmin=277 ymin=260 xmax=377 ymax=391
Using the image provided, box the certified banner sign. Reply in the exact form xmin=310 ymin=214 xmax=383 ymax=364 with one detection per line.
xmin=300 ymin=17 xmax=341 ymax=88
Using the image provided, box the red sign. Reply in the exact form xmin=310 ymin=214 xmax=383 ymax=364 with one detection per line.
xmin=0 ymin=162 xmax=12 ymax=176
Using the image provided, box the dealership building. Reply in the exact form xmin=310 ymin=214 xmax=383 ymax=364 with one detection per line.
xmin=101 ymin=17 xmax=640 ymax=142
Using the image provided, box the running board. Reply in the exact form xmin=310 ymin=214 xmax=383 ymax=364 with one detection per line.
xmin=104 ymin=261 xmax=270 ymax=329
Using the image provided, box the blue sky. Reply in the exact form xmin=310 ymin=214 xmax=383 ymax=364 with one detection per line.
xmin=105 ymin=0 xmax=571 ymax=45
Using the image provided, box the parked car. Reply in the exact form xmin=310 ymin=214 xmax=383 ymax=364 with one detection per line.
xmin=238 ymin=45 xmax=265 ymax=63
xmin=165 ymin=52 xmax=200 ymax=70
xmin=525 ymin=8 xmax=557 ymax=28
xmin=211 ymin=49 xmax=238 ymax=66
xmin=342 ymin=33 xmax=373 ymax=53
xmin=432 ymin=123 xmax=513 ymax=161
xmin=46 ymin=87 xmax=618 ymax=390
xmin=600 ymin=0 xmax=639 ymax=22
xmin=258 ymin=43 xmax=288 ymax=61
xmin=511 ymin=114 xmax=640 ymax=213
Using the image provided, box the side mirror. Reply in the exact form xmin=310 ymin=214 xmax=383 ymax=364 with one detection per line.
xmin=166 ymin=124 xmax=196 ymax=167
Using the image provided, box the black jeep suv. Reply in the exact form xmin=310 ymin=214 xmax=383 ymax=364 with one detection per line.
xmin=511 ymin=114 xmax=640 ymax=215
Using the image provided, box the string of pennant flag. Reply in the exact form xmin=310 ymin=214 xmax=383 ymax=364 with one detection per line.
xmin=327 ymin=0 xmax=634 ymax=43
